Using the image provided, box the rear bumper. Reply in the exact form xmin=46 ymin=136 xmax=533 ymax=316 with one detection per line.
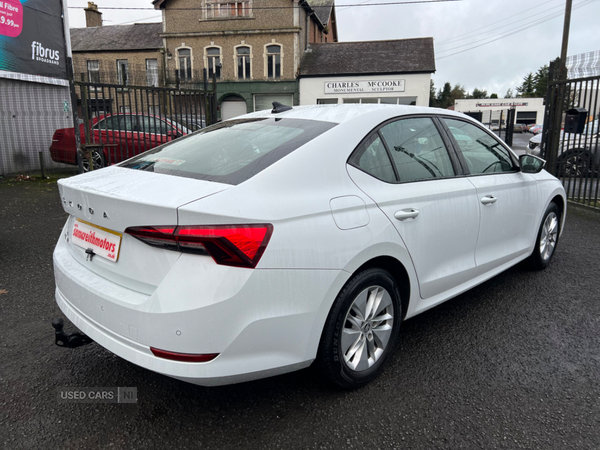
xmin=53 ymin=234 xmax=344 ymax=386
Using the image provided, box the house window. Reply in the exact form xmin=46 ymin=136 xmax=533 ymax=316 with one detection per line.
xmin=146 ymin=59 xmax=159 ymax=87
xmin=236 ymin=46 xmax=251 ymax=79
xmin=178 ymin=48 xmax=192 ymax=80
xmin=207 ymin=47 xmax=221 ymax=79
xmin=317 ymin=98 xmax=338 ymax=105
xmin=342 ymin=97 xmax=418 ymax=105
xmin=116 ymin=60 xmax=129 ymax=85
xmin=266 ymin=45 xmax=281 ymax=79
xmin=206 ymin=0 xmax=251 ymax=18
xmin=87 ymin=60 xmax=100 ymax=83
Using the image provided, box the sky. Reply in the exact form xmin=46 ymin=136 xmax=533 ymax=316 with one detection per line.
xmin=65 ymin=0 xmax=600 ymax=98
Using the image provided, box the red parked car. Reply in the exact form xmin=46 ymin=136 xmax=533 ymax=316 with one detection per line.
xmin=50 ymin=113 xmax=191 ymax=171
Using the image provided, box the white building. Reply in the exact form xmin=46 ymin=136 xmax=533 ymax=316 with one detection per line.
xmin=453 ymin=98 xmax=546 ymax=126
xmin=298 ymin=38 xmax=434 ymax=107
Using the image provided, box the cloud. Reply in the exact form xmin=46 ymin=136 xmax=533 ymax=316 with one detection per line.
xmin=65 ymin=0 xmax=600 ymax=96
xmin=337 ymin=0 xmax=600 ymax=95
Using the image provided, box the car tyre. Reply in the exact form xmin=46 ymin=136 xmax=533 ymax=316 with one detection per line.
xmin=78 ymin=149 xmax=106 ymax=173
xmin=558 ymin=149 xmax=590 ymax=177
xmin=318 ymin=268 xmax=402 ymax=389
xmin=528 ymin=202 xmax=561 ymax=270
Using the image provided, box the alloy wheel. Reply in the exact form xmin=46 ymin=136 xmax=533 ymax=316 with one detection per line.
xmin=564 ymin=153 xmax=588 ymax=177
xmin=540 ymin=211 xmax=558 ymax=261
xmin=341 ymin=285 xmax=394 ymax=372
xmin=82 ymin=150 xmax=104 ymax=172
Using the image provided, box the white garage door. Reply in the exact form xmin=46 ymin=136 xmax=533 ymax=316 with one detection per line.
xmin=221 ymin=99 xmax=247 ymax=120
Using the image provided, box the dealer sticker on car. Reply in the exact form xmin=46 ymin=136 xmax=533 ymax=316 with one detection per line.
xmin=71 ymin=220 xmax=122 ymax=262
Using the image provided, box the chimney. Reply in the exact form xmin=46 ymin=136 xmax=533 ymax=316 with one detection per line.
xmin=85 ymin=2 xmax=102 ymax=27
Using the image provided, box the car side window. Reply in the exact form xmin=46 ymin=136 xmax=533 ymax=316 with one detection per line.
xmin=379 ymin=117 xmax=454 ymax=182
xmin=140 ymin=116 xmax=168 ymax=135
xmin=443 ymin=118 xmax=516 ymax=175
xmin=93 ymin=119 xmax=105 ymax=130
xmin=353 ymin=134 xmax=396 ymax=183
xmin=118 ymin=116 xmax=135 ymax=132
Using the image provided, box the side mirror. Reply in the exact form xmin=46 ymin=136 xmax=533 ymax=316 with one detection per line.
xmin=520 ymin=154 xmax=546 ymax=174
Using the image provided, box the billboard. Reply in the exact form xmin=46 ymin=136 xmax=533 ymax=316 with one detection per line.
xmin=0 ymin=0 xmax=67 ymax=79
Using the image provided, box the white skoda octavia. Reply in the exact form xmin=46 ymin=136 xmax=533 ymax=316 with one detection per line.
xmin=53 ymin=104 xmax=566 ymax=388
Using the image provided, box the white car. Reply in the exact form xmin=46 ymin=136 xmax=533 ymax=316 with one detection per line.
xmin=53 ymin=104 xmax=566 ymax=388
xmin=528 ymin=120 xmax=599 ymax=176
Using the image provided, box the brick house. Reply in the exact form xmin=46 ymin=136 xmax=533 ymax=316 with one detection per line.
xmin=70 ymin=5 xmax=164 ymax=88
xmin=153 ymin=0 xmax=337 ymax=118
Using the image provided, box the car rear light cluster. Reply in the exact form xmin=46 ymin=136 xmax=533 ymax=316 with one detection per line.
xmin=125 ymin=224 xmax=273 ymax=268
xmin=52 ymin=131 xmax=64 ymax=142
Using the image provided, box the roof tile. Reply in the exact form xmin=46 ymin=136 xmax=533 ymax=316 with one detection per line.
xmin=299 ymin=38 xmax=435 ymax=77
xmin=70 ymin=23 xmax=163 ymax=52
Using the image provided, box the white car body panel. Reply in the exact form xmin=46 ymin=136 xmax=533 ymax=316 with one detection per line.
xmin=348 ymin=165 xmax=480 ymax=299
xmin=53 ymin=104 xmax=567 ymax=386
xmin=467 ymin=172 xmax=540 ymax=276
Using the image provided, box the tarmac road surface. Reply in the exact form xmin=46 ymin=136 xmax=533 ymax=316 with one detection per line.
xmin=0 ymin=178 xmax=599 ymax=449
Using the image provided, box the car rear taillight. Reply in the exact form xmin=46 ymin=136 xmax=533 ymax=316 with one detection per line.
xmin=125 ymin=224 xmax=273 ymax=268
xmin=52 ymin=131 xmax=64 ymax=142
xmin=150 ymin=347 xmax=219 ymax=363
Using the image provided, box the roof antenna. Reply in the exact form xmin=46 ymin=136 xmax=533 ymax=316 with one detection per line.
xmin=272 ymin=102 xmax=292 ymax=114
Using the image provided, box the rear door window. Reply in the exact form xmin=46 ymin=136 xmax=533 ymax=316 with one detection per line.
xmin=379 ymin=117 xmax=455 ymax=182
xmin=352 ymin=134 xmax=396 ymax=183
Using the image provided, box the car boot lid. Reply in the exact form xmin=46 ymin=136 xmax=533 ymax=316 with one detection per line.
xmin=58 ymin=166 xmax=230 ymax=232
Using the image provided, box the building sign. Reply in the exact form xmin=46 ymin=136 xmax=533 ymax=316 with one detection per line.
xmin=0 ymin=0 xmax=67 ymax=79
xmin=325 ymin=79 xmax=405 ymax=95
xmin=476 ymin=102 xmax=529 ymax=108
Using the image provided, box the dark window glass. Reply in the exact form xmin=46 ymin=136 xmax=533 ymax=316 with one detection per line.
xmin=116 ymin=60 xmax=129 ymax=86
xmin=139 ymin=116 xmax=169 ymax=135
xmin=267 ymin=45 xmax=281 ymax=79
xmin=379 ymin=117 xmax=454 ymax=182
xmin=353 ymin=134 xmax=396 ymax=182
xmin=237 ymin=46 xmax=250 ymax=79
xmin=87 ymin=60 xmax=100 ymax=83
xmin=207 ymin=48 xmax=221 ymax=79
xmin=443 ymin=118 xmax=516 ymax=174
xmin=120 ymin=118 xmax=337 ymax=185
xmin=94 ymin=115 xmax=134 ymax=131
xmin=178 ymin=49 xmax=192 ymax=80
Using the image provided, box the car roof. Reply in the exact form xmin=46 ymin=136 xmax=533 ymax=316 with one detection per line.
xmin=239 ymin=104 xmax=474 ymax=125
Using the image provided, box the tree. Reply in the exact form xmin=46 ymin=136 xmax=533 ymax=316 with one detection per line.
xmin=470 ymin=88 xmax=488 ymax=99
xmin=429 ymin=80 xmax=437 ymax=107
xmin=505 ymin=88 xmax=514 ymax=98
xmin=517 ymin=73 xmax=535 ymax=97
xmin=490 ymin=93 xmax=498 ymax=98
xmin=450 ymin=84 xmax=467 ymax=101
xmin=436 ymin=82 xmax=453 ymax=109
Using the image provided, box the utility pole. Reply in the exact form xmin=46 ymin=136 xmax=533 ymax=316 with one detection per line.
xmin=559 ymin=0 xmax=573 ymax=79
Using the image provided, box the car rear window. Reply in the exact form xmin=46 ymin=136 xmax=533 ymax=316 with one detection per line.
xmin=120 ymin=118 xmax=336 ymax=185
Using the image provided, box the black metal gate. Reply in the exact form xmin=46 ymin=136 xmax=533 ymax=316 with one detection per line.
xmin=74 ymin=80 xmax=217 ymax=172
xmin=541 ymin=72 xmax=600 ymax=208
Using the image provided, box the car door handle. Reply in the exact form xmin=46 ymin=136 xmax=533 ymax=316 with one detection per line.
xmin=481 ymin=195 xmax=498 ymax=205
xmin=394 ymin=208 xmax=420 ymax=221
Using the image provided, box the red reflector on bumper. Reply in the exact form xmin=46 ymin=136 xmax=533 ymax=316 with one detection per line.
xmin=150 ymin=347 xmax=219 ymax=363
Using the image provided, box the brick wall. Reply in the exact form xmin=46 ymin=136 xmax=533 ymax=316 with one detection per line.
xmin=163 ymin=0 xmax=295 ymax=34
xmin=72 ymin=50 xmax=164 ymax=86
xmin=165 ymin=33 xmax=297 ymax=81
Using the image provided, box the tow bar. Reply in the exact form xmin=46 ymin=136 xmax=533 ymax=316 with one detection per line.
xmin=51 ymin=318 xmax=94 ymax=348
